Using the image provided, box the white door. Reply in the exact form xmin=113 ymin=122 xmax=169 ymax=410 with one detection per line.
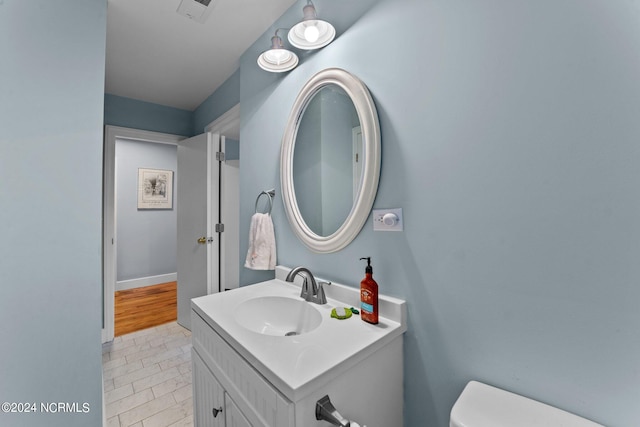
xmin=176 ymin=132 xmax=220 ymax=329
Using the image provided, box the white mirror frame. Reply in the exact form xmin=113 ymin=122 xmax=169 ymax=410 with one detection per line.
xmin=281 ymin=68 xmax=381 ymax=253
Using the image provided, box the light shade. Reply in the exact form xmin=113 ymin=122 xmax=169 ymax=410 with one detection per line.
xmin=257 ymin=34 xmax=299 ymax=73
xmin=288 ymin=3 xmax=335 ymax=50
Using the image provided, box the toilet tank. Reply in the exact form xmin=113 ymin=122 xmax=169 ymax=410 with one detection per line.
xmin=450 ymin=381 xmax=604 ymax=427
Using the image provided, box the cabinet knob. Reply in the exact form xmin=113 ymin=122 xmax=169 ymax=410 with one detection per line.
xmin=212 ymin=407 xmax=223 ymax=418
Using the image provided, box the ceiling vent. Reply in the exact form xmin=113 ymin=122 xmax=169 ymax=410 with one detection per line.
xmin=176 ymin=0 xmax=216 ymax=24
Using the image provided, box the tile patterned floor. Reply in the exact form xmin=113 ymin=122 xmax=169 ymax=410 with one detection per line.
xmin=102 ymin=322 xmax=194 ymax=427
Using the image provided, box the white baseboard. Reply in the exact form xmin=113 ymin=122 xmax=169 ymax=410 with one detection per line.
xmin=116 ymin=273 xmax=177 ymax=292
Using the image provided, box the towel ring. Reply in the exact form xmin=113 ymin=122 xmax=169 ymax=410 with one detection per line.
xmin=255 ymin=189 xmax=275 ymax=215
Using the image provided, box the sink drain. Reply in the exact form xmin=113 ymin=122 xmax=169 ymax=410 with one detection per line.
xmin=285 ymin=331 xmax=299 ymax=337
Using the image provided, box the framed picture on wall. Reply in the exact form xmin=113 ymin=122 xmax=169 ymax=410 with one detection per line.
xmin=137 ymin=168 xmax=173 ymax=209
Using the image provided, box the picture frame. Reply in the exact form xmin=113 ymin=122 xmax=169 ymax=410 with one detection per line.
xmin=137 ymin=168 xmax=173 ymax=209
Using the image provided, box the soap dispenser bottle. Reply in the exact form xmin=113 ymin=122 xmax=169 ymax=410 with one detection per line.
xmin=359 ymin=257 xmax=379 ymax=324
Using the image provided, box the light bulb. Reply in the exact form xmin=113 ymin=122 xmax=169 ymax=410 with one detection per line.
xmin=258 ymin=32 xmax=298 ymax=72
xmin=265 ymin=49 xmax=290 ymax=65
xmin=304 ymin=23 xmax=320 ymax=43
xmin=287 ymin=4 xmax=335 ymax=50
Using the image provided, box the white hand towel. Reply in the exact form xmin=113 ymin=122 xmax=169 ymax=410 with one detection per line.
xmin=244 ymin=213 xmax=277 ymax=270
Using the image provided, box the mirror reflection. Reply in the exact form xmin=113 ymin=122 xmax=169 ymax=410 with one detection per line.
xmin=292 ymin=84 xmax=362 ymax=237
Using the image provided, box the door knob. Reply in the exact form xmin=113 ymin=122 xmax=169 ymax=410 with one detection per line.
xmin=212 ymin=407 xmax=223 ymax=417
xmin=197 ymin=237 xmax=207 ymax=244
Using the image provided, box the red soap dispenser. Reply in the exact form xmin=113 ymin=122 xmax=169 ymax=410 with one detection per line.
xmin=359 ymin=257 xmax=379 ymax=324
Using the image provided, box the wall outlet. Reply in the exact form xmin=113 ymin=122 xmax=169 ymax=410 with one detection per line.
xmin=373 ymin=208 xmax=403 ymax=231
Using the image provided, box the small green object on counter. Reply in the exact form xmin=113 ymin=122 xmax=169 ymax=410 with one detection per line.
xmin=350 ymin=307 xmax=360 ymax=315
xmin=330 ymin=307 xmax=353 ymax=319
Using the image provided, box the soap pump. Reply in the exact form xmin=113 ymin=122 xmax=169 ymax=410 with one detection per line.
xmin=359 ymin=257 xmax=379 ymax=324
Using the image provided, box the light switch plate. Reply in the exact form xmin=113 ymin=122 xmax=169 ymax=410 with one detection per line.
xmin=373 ymin=208 xmax=403 ymax=231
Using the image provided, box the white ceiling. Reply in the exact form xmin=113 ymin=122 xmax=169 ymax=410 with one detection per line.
xmin=105 ymin=0 xmax=297 ymax=111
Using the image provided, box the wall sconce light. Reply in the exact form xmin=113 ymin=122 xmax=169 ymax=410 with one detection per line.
xmin=257 ymin=29 xmax=299 ymax=73
xmin=288 ymin=0 xmax=335 ymax=50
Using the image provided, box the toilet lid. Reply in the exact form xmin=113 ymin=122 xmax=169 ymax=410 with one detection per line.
xmin=450 ymin=381 xmax=604 ymax=427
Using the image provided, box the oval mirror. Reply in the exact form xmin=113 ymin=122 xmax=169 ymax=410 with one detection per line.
xmin=281 ymin=68 xmax=381 ymax=253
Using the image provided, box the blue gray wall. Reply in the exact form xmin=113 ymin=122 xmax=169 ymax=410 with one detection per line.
xmin=237 ymin=0 xmax=640 ymax=426
xmin=193 ymin=69 xmax=240 ymax=135
xmin=225 ymin=138 xmax=240 ymax=161
xmin=105 ymin=94 xmax=193 ymax=137
xmin=0 ymin=1 xmax=106 ymax=425
xmin=104 ymin=67 xmax=240 ymax=138
xmin=116 ymin=139 xmax=177 ymax=282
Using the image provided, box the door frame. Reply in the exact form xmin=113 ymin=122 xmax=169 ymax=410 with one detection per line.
xmin=204 ymin=104 xmax=240 ymax=293
xmin=102 ymin=125 xmax=185 ymax=343
xmin=204 ymin=103 xmax=239 ymax=138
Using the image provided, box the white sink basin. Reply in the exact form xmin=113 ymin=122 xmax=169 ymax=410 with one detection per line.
xmin=234 ymin=296 xmax=323 ymax=336
xmin=191 ymin=267 xmax=407 ymax=400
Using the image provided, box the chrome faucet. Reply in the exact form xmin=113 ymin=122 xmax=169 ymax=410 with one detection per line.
xmin=285 ymin=266 xmax=328 ymax=304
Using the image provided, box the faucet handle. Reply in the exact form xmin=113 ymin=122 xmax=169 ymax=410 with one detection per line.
xmin=300 ymin=277 xmax=311 ymax=300
xmin=314 ymin=281 xmax=328 ymax=304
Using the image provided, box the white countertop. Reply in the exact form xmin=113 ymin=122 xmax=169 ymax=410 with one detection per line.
xmin=191 ymin=266 xmax=407 ymax=401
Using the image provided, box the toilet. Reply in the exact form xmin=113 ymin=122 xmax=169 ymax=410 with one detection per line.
xmin=450 ymin=381 xmax=604 ymax=427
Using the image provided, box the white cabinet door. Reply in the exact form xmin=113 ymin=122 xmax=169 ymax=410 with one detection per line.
xmin=193 ymin=349 xmax=225 ymax=427
xmin=225 ymin=393 xmax=252 ymax=427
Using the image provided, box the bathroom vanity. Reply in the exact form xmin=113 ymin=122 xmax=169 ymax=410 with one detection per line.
xmin=191 ymin=266 xmax=406 ymax=427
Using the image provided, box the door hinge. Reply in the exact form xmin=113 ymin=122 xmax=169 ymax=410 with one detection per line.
xmin=216 ymin=151 xmax=225 ymax=161
xmin=215 ymin=223 xmax=225 ymax=233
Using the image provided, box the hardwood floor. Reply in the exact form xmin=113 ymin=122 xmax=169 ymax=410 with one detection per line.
xmin=115 ymin=282 xmax=177 ymax=337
